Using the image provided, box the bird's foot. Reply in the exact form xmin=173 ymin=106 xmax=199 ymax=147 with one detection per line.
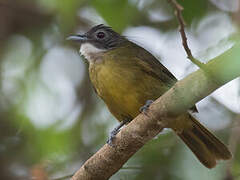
xmin=107 ymin=121 xmax=127 ymax=146
xmin=107 ymin=128 xmax=120 ymax=146
xmin=139 ymin=100 xmax=154 ymax=115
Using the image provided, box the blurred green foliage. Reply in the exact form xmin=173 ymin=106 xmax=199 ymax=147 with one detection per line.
xmin=91 ymin=0 xmax=139 ymax=32
xmin=0 ymin=0 xmax=239 ymax=180
xmin=181 ymin=0 xmax=209 ymax=23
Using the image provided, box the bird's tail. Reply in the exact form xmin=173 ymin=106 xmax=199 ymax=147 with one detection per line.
xmin=173 ymin=115 xmax=232 ymax=168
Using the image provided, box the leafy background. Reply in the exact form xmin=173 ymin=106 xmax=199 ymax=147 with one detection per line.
xmin=0 ymin=0 xmax=239 ymax=179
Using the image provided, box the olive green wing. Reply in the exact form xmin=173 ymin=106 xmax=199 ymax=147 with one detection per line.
xmin=133 ymin=44 xmax=177 ymax=88
xmin=133 ymin=43 xmax=198 ymax=112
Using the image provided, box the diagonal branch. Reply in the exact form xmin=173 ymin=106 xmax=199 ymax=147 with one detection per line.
xmin=71 ymin=43 xmax=240 ymax=180
xmin=168 ymin=0 xmax=207 ymax=70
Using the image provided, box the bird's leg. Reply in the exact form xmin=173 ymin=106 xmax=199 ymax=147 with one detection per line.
xmin=139 ymin=100 xmax=154 ymax=115
xmin=107 ymin=120 xmax=128 ymax=146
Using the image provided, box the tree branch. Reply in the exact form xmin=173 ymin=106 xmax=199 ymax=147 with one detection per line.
xmin=168 ymin=0 xmax=207 ymax=70
xmin=71 ymin=43 xmax=240 ymax=180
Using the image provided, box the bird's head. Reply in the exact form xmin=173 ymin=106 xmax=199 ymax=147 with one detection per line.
xmin=67 ymin=24 xmax=126 ymax=61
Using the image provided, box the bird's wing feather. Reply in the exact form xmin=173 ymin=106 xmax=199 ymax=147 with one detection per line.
xmin=133 ymin=43 xmax=198 ymax=112
xmin=133 ymin=43 xmax=177 ymax=87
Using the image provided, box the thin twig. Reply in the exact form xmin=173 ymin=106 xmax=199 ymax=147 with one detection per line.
xmin=121 ymin=166 xmax=142 ymax=170
xmin=168 ymin=0 xmax=224 ymax=86
xmin=168 ymin=0 xmax=207 ymax=70
xmin=52 ymin=174 xmax=73 ymax=180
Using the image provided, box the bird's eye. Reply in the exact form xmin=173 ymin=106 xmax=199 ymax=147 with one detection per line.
xmin=96 ymin=31 xmax=105 ymax=39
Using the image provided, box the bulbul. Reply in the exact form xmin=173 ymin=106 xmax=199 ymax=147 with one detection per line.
xmin=68 ymin=24 xmax=231 ymax=168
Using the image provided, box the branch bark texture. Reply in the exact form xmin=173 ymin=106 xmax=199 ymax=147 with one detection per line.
xmin=72 ymin=43 xmax=240 ymax=180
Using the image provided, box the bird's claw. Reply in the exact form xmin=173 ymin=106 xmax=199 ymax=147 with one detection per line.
xmin=107 ymin=128 xmax=120 ymax=146
xmin=107 ymin=120 xmax=126 ymax=146
xmin=139 ymin=100 xmax=154 ymax=115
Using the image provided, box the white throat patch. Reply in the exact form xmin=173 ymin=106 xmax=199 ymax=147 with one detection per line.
xmin=80 ymin=43 xmax=106 ymax=62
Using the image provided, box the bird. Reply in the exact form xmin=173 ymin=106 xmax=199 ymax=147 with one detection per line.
xmin=67 ymin=24 xmax=231 ymax=168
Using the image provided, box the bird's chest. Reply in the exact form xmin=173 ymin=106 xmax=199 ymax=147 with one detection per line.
xmin=89 ymin=60 xmax=145 ymax=120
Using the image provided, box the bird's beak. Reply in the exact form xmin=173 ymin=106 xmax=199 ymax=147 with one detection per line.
xmin=66 ymin=34 xmax=87 ymax=42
